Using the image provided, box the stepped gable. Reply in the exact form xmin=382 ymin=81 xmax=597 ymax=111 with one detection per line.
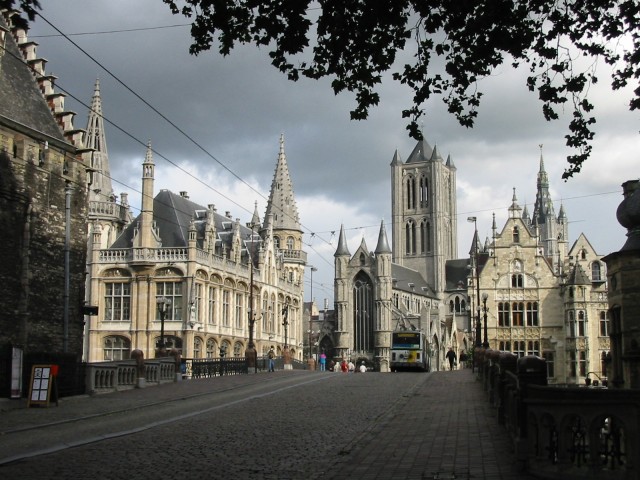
xmin=0 ymin=13 xmax=66 ymax=142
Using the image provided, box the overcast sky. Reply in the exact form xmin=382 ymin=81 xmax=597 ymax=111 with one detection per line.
xmin=27 ymin=1 xmax=638 ymax=305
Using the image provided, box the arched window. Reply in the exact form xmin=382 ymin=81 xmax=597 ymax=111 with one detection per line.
xmin=353 ymin=271 xmax=374 ymax=352
xmin=581 ymin=249 xmax=587 ymax=260
xmin=286 ymin=236 xmax=294 ymax=250
xmin=498 ymin=303 xmax=510 ymax=326
xmin=406 ymin=176 xmax=416 ymax=209
xmin=526 ymin=302 xmax=539 ymax=326
xmin=512 ymin=302 xmax=524 ymax=326
xmin=419 ymin=175 xmax=428 ymax=207
xmin=206 ymin=338 xmax=217 ymax=358
xmin=592 ymin=262 xmax=602 ymax=281
xmin=194 ymin=337 xmax=202 ymax=358
xmin=405 ymin=220 xmax=416 ymax=255
xmin=233 ymin=341 xmax=243 ymax=357
xmin=449 ymin=300 xmax=454 ymax=313
xmin=511 ymin=274 xmax=524 ymax=288
xmin=513 ymin=226 xmax=520 ymax=243
xmin=273 ymin=236 xmax=280 ymax=249
xmin=359 ymin=252 xmax=366 ymax=266
xmin=103 ymin=335 xmax=130 ymax=361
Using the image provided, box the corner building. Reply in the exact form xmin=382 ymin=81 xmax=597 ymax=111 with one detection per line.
xmin=85 ymin=135 xmax=306 ymax=362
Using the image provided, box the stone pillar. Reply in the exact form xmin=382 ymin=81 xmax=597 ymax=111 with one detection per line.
xmin=131 ymin=349 xmax=145 ymax=388
xmin=603 ymin=180 xmax=640 ymax=389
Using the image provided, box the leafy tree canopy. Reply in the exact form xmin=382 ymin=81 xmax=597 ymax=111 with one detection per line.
xmin=160 ymin=0 xmax=637 ymax=178
xmin=4 ymin=0 xmax=638 ymax=177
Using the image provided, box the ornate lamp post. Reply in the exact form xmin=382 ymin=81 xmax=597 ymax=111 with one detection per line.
xmin=282 ymin=302 xmax=292 ymax=370
xmin=156 ymin=296 xmax=171 ymax=357
xmin=467 ymin=216 xmax=482 ymax=349
xmin=482 ymin=292 xmax=490 ymax=348
xmin=308 ymin=265 xmax=317 ymax=360
xmin=246 ymin=224 xmax=258 ymax=372
xmin=219 ymin=344 xmax=226 ymax=376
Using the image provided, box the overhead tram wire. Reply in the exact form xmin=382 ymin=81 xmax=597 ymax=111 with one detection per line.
xmin=35 ymin=13 xmax=336 ymax=255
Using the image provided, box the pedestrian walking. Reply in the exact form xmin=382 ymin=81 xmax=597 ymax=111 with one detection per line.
xmin=359 ymin=361 xmax=367 ymax=373
xmin=348 ymin=361 xmax=355 ymax=372
xmin=446 ymin=347 xmax=457 ymax=371
xmin=460 ymin=351 xmax=468 ymax=368
xmin=268 ymin=346 xmax=276 ymax=372
xmin=319 ymin=351 xmax=327 ymax=371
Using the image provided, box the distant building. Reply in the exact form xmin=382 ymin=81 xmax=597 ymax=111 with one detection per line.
xmin=0 ymin=10 xmax=89 ymax=377
xmin=333 ymin=138 xmax=608 ymax=378
xmin=334 ymin=138 xmax=458 ymax=371
xmin=471 ymin=156 xmax=609 ymax=383
xmin=85 ymin=134 xmax=306 ymax=362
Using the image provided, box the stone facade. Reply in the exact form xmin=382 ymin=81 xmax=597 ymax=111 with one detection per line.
xmin=0 ymin=11 xmax=88 ymax=360
xmin=85 ymin=136 xmax=306 ymax=362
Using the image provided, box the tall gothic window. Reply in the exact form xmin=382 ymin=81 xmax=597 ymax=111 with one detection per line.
xmin=526 ymin=302 xmax=539 ymax=326
xmin=405 ymin=220 xmax=416 ymax=255
xmin=419 ymin=175 xmax=428 ymax=207
xmin=513 ymin=226 xmax=520 ymax=243
xmin=420 ymin=219 xmax=431 ymax=253
xmin=406 ymin=176 xmax=416 ymax=209
xmin=353 ymin=271 xmax=374 ymax=352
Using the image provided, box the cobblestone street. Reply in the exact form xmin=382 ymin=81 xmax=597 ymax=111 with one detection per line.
xmin=0 ymin=370 xmax=532 ymax=479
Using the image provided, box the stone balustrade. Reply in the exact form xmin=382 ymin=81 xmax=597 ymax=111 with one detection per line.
xmin=85 ymin=358 xmax=177 ymax=394
xmin=475 ymin=349 xmax=640 ymax=480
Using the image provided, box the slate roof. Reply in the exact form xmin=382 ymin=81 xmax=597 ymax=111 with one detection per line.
xmin=445 ymin=259 xmax=470 ymax=291
xmin=0 ymin=17 xmax=66 ymax=143
xmin=391 ymin=264 xmax=436 ymax=298
xmin=111 ymin=189 xmax=261 ymax=265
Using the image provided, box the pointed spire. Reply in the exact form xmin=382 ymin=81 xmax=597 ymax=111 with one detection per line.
xmin=468 ymin=228 xmax=480 ymax=256
xmin=375 ymin=220 xmax=391 ymax=254
xmin=84 ymin=79 xmax=114 ymax=202
xmin=430 ymin=144 xmax=443 ymax=162
xmin=391 ymin=149 xmax=402 ymax=166
xmin=250 ymin=200 xmax=261 ymax=228
xmin=509 ymin=187 xmax=522 ymax=218
xmin=532 ymin=144 xmax=555 ymax=224
xmin=445 ymin=153 xmax=455 ymax=168
xmin=558 ymin=202 xmax=566 ymax=220
xmin=406 ymin=136 xmax=434 ymax=163
xmin=264 ymin=134 xmax=301 ymax=232
xmin=334 ymin=224 xmax=350 ymax=257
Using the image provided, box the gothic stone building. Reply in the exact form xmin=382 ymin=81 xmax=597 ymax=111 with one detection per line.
xmin=334 ymin=137 xmax=608 ymax=380
xmin=0 ymin=10 xmax=89 ymax=385
xmin=85 ymin=133 xmax=306 ymax=363
xmin=471 ymin=157 xmax=609 ymax=384
xmin=334 ymin=138 xmax=461 ymax=372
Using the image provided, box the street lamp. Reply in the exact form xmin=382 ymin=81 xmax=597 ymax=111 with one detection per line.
xmin=467 ymin=216 xmax=482 ymax=348
xmin=482 ymin=292 xmax=490 ymax=348
xmin=156 ymin=296 xmax=172 ymax=357
xmin=308 ymin=265 xmax=317 ymax=359
xmin=246 ymin=224 xmax=258 ymax=372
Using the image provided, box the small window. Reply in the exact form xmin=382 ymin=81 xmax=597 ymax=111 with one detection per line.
xmin=513 ymin=226 xmax=520 ymax=243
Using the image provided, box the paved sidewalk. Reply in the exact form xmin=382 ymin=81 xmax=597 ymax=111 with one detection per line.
xmin=324 ymin=369 xmax=534 ymax=480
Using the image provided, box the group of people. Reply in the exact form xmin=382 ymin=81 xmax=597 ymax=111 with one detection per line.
xmin=327 ymin=358 xmax=367 ymax=373
xmin=445 ymin=348 xmax=469 ymax=371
